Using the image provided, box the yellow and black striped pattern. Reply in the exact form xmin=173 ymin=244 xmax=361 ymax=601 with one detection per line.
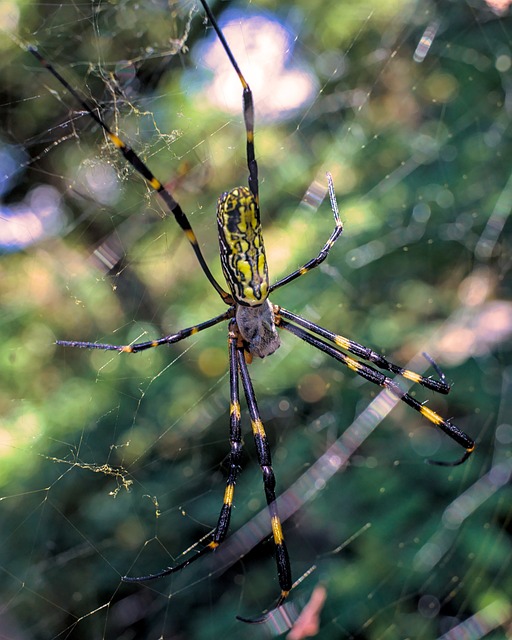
xmin=217 ymin=187 xmax=269 ymax=306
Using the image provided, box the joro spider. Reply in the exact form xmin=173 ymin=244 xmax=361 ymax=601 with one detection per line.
xmin=30 ymin=0 xmax=474 ymax=624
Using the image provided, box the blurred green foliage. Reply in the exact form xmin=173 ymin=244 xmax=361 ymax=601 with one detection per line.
xmin=1 ymin=0 xmax=511 ymax=638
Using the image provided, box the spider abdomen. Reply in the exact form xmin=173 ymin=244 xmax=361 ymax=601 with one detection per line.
xmin=217 ymin=186 xmax=269 ymax=306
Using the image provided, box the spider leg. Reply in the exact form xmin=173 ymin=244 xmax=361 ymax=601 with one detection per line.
xmin=277 ymin=307 xmax=450 ymax=394
xmin=122 ymin=321 xmax=243 ymax=583
xmin=235 ymin=328 xmax=292 ymax=624
xmin=276 ymin=311 xmax=474 ymax=466
xmin=28 ymin=45 xmax=232 ymax=305
xmin=270 ymin=173 xmax=343 ymax=293
xmin=198 ymin=0 xmax=258 ymax=200
xmin=57 ymin=308 xmax=233 ymax=353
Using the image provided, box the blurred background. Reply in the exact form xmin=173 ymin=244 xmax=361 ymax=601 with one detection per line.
xmin=1 ymin=0 xmax=511 ymax=638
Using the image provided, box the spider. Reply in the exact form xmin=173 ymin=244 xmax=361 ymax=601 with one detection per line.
xmin=29 ymin=0 xmax=474 ymax=624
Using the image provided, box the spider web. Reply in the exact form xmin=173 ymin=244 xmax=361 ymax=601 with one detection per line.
xmin=1 ymin=0 xmax=511 ymax=638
